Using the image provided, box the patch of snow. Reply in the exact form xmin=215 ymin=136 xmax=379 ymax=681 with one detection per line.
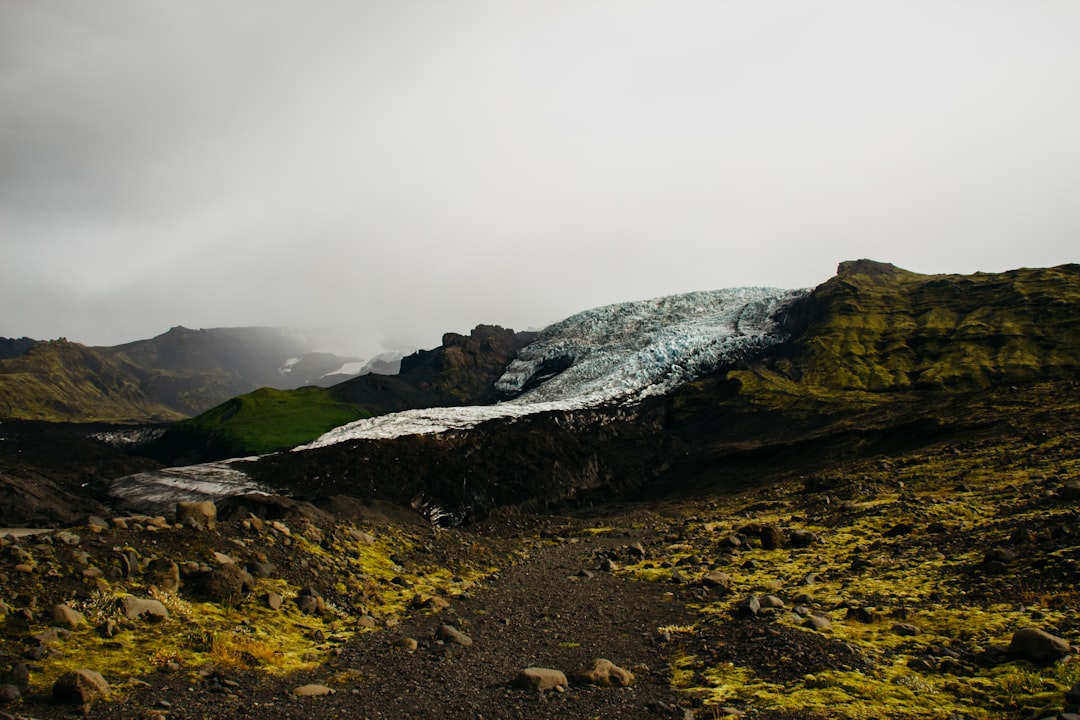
xmin=322 ymin=361 xmax=366 ymax=377
xmin=279 ymin=357 xmax=302 ymax=375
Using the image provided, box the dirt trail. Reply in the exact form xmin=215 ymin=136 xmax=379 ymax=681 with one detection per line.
xmin=83 ymin=530 xmax=699 ymax=720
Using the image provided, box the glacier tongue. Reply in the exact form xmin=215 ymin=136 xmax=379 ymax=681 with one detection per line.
xmin=298 ymin=287 xmax=806 ymax=448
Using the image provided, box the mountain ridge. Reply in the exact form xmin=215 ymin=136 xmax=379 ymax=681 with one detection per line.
xmin=0 ymin=326 xmax=365 ymax=422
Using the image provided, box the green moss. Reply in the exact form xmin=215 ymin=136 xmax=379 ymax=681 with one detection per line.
xmin=167 ymin=386 xmax=369 ymax=455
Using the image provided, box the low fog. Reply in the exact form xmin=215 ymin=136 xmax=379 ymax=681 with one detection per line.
xmin=2 ymin=2 xmax=1079 ymax=358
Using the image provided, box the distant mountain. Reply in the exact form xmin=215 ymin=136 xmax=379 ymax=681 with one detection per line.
xmin=143 ymin=324 xmax=537 ymax=463
xmin=0 ymin=326 xmax=364 ymax=422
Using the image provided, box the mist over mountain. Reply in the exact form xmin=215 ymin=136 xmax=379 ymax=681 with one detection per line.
xmin=0 ymin=326 xmax=365 ymax=422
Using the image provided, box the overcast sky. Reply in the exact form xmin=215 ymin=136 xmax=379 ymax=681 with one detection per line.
xmin=2 ymin=1 xmax=1078 ymax=357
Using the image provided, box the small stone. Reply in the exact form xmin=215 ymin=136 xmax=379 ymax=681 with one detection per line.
xmin=392 ymin=637 xmax=418 ymax=652
xmin=82 ymin=567 xmax=104 ymax=579
xmin=295 ymin=593 xmax=325 ymax=616
xmin=1065 ymin=680 xmax=1080 ymax=705
xmin=788 ymin=530 xmax=819 ymax=547
xmin=14 ymin=564 xmax=33 ymax=574
xmin=892 ymin=622 xmax=921 ymax=636
xmin=52 ymin=603 xmax=87 ymax=628
xmin=175 ymin=501 xmax=217 ymax=531
xmin=0 ymin=684 xmax=21 ymax=704
xmin=52 ymin=669 xmax=109 ymax=706
xmin=292 ymin=684 xmax=334 ymax=697
xmin=759 ymin=525 xmax=785 ymax=550
xmin=805 ymin=614 xmax=832 ymax=632
xmin=54 ymin=531 xmax=81 ymax=546
xmin=575 ymin=658 xmax=635 ymax=687
xmin=147 ymin=559 xmax=180 ymax=594
xmin=847 ymin=607 xmax=876 ymax=624
xmin=436 ymin=624 xmax=473 ymax=647
xmin=759 ymin=595 xmax=785 ymax=610
xmin=736 ymin=595 xmax=761 ymax=617
xmin=118 ymin=596 xmax=169 ymax=622
xmin=265 ymin=592 xmax=283 ymax=610
xmin=515 ymin=667 xmax=568 ymax=691
xmin=700 ymin=571 xmax=731 ymax=590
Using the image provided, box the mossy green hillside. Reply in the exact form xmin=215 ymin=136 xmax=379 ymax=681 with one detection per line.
xmin=781 ymin=260 xmax=1080 ymax=394
xmin=623 ymin=382 xmax=1080 ymax=719
xmin=158 ymin=386 xmax=370 ymax=457
xmin=0 ymin=340 xmax=183 ymax=423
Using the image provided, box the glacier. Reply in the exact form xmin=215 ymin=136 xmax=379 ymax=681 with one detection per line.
xmin=108 ymin=286 xmax=807 ymax=511
xmin=298 ymin=287 xmax=807 ymax=448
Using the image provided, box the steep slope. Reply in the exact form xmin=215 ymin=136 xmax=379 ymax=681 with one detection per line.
xmin=660 ymin=260 xmax=1080 ymax=491
xmin=0 ymin=340 xmax=182 ymax=423
xmin=0 ymin=327 xmax=365 ymax=422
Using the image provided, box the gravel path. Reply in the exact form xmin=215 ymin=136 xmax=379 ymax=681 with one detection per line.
xmin=67 ymin=530 xmax=698 ymax=720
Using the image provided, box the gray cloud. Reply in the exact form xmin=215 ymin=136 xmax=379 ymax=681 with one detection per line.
xmin=3 ymin=1 xmax=1079 ymax=358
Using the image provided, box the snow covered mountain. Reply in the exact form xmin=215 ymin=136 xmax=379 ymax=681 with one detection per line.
xmin=298 ymin=287 xmax=806 ymax=446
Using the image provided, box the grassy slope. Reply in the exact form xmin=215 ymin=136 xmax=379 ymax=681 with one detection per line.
xmin=0 ymin=341 xmax=183 ymax=423
xmin=651 ymin=261 xmax=1080 ymax=718
xmin=164 ymin=386 xmax=370 ymax=457
xmin=743 ymin=260 xmax=1080 ymax=401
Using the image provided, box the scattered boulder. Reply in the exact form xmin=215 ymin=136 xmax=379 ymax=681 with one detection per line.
xmin=846 ymin=606 xmax=876 ymax=624
xmin=892 ymin=622 xmax=921 ymax=636
xmin=436 ymin=624 xmax=473 ymax=647
xmin=736 ymin=595 xmax=761 ymax=617
xmin=52 ymin=603 xmax=87 ymax=628
xmin=515 ymin=667 xmax=568 ymax=691
xmin=1059 ymin=480 xmax=1080 ymax=501
xmin=266 ymin=592 xmax=284 ymax=610
xmin=52 ymin=669 xmax=109 ymax=706
xmin=175 ymin=501 xmax=217 ymax=530
xmin=293 ymin=684 xmax=334 ymax=697
xmin=198 ymin=563 xmax=254 ymax=605
xmin=1066 ymin=680 xmax=1080 ymax=705
xmin=147 ymin=558 xmax=181 ymax=594
xmin=1009 ymin=627 xmax=1072 ymax=663
xmin=700 ymin=571 xmax=731 ymax=591
xmin=296 ymin=588 xmax=326 ymax=615
xmin=0 ymin=683 xmax=20 ymax=704
xmin=54 ymin=531 xmax=81 ymax=546
xmin=805 ymin=614 xmax=832 ymax=632
xmin=984 ymin=547 xmax=1019 ymax=564
xmin=119 ymin=596 xmax=169 ymax=622
xmin=759 ymin=525 xmax=785 ymax=550
xmin=392 ymin=637 xmax=419 ymax=652
xmin=575 ymin=658 xmax=635 ymax=687
xmin=759 ymin=595 xmax=785 ymax=610
xmin=789 ymin=530 xmax=819 ymax=547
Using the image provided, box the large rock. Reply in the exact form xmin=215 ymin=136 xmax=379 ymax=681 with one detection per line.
xmin=575 ymin=658 xmax=635 ymax=687
xmin=52 ymin=603 xmax=87 ymax=628
xmin=147 ymin=558 xmax=181 ymax=594
xmin=515 ymin=667 xmax=568 ymax=691
xmin=1009 ymin=627 xmax=1072 ymax=663
xmin=197 ymin=563 xmax=254 ymax=605
xmin=759 ymin=525 xmax=785 ymax=550
xmin=52 ymin=669 xmax=109 ymax=706
xmin=118 ymin=596 xmax=169 ymax=622
xmin=175 ymin=501 xmax=217 ymax=530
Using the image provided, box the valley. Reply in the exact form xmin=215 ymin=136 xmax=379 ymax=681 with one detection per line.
xmin=1 ymin=260 xmax=1079 ymax=719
